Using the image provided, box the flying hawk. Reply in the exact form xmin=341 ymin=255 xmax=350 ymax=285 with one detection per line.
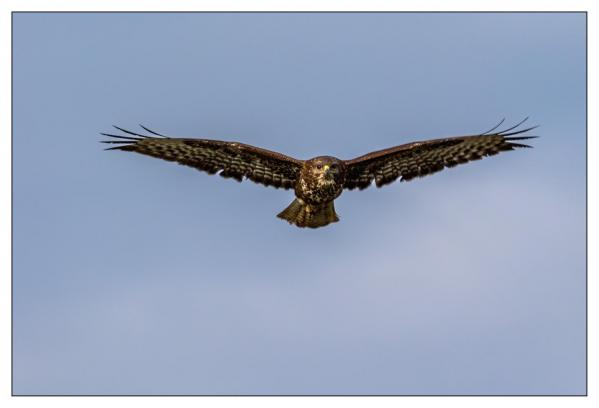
xmin=102 ymin=119 xmax=537 ymax=228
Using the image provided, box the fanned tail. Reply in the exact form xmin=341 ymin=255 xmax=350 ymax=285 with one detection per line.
xmin=277 ymin=199 xmax=339 ymax=229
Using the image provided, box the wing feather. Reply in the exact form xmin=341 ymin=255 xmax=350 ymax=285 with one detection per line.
xmin=102 ymin=126 xmax=303 ymax=189
xmin=343 ymin=120 xmax=538 ymax=190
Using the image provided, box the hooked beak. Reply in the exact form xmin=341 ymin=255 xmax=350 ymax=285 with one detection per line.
xmin=323 ymin=164 xmax=330 ymax=172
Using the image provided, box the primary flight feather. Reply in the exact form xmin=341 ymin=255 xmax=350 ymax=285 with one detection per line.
xmin=102 ymin=119 xmax=537 ymax=228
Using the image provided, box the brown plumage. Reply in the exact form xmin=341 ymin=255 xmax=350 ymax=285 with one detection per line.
xmin=102 ymin=119 xmax=537 ymax=228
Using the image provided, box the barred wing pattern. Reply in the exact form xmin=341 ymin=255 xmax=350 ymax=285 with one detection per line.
xmin=102 ymin=126 xmax=303 ymax=189
xmin=343 ymin=120 xmax=537 ymax=190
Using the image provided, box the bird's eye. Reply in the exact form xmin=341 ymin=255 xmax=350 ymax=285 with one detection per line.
xmin=316 ymin=164 xmax=323 ymax=169
xmin=331 ymin=163 xmax=338 ymax=169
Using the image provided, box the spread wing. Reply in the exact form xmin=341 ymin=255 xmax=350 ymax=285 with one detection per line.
xmin=102 ymin=126 xmax=303 ymax=189
xmin=343 ymin=119 xmax=538 ymax=190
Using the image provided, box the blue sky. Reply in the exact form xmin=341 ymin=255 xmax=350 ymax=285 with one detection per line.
xmin=13 ymin=12 xmax=586 ymax=395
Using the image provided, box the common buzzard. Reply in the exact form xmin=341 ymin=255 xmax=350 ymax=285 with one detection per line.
xmin=102 ymin=119 xmax=537 ymax=228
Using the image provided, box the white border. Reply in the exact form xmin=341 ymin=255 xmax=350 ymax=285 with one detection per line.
xmin=1 ymin=1 xmax=594 ymax=407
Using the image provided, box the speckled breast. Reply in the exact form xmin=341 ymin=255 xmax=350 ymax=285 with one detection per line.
xmin=295 ymin=174 xmax=344 ymax=206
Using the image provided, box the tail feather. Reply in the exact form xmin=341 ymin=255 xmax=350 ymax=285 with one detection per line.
xmin=277 ymin=199 xmax=339 ymax=229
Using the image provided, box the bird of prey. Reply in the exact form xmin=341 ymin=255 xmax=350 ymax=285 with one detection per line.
xmin=102 ymin=119 xmax=537 ymax=229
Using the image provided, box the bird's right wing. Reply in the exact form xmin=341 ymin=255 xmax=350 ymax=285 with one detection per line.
xmin=102 ymin=126 xmax=303 ymax=189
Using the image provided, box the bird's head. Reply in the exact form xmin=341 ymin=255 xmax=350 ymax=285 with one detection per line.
xmin=307 ymin=156 xmax=345 ymax=181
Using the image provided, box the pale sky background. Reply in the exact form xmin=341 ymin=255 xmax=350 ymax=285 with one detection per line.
xmin=13 ymin=12 xmax=585 ymax=395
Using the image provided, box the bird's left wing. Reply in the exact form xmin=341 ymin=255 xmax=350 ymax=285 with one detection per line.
xmin=343 ymin=119 xmax=538 ymax=190
xmin=102 ymin=126 xmax=303 ymax=189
